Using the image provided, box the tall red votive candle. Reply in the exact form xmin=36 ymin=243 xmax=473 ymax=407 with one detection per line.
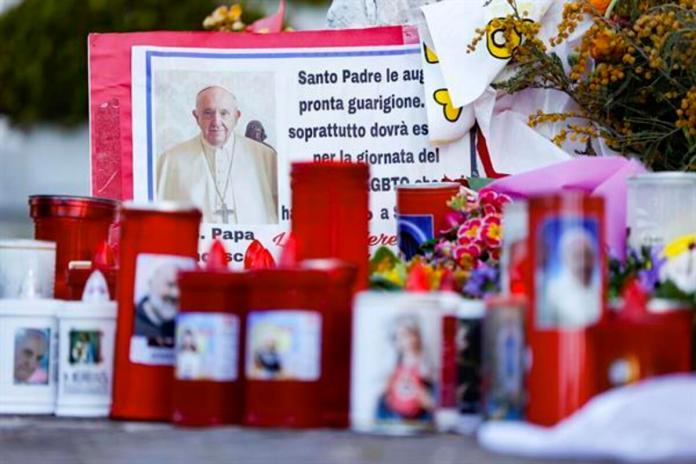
xmin=111 ymin=202 xmax=201 ymax=421
xmin=291 ymin=162 xmax=369 ymax=290
xmin=526 ymin=193 xmax=605 ymax=426
xmin=29 ymin=195 xmax=118 ymax=299
xmin=244 ymin=268 xmax=329 ymax=428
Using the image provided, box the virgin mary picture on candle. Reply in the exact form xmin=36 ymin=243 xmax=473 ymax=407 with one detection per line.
xmin=376 ymin=315 xmax=435 ymax=422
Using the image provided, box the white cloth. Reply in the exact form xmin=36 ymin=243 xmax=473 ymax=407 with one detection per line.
xmin=478 ymin=375 xmax=696 ymax=463
xmin=157 ymin=134 xmax=278 ymax=224
xmin=418 ymin=23 xmax=474 ymax=145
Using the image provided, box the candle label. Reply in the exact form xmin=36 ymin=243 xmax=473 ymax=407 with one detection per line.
xmin=245 ymin=310 xmax=321 ymax=381
xmin=535 ymin=216 xmax=601 ymax=329
xmin=130 ymin=253 xmax=197 ymax=366
xmin=61 ymin=329 xmax=111 ymax=395
xmin=0 ymin=313 xmax=58 ymax=414
xmin=175 ymin=313 xmax=239 ymax=381
xmin=12 ymin=327 xmax=53 ymax=386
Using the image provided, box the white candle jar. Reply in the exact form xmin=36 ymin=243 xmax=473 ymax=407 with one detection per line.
xmin=56 ymin=300 xmax=117 ymax=417
xmin=0 ymin=240 xmax=56 ymax=299
xmin=350 ymin=291 xmax=460 ymax=435
xmin=0 ymin=299 xmax=60 ymax=414
xmin=627 ymin=173 xmax=696 ymax=251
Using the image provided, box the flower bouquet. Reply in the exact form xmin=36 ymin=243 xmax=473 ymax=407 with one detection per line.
xmin=610 ymin=238 xmax=696 ymax=307
xmin=469 ymin=0 xmax=696 ymax=170
xmin=370 ymin=190 xmax=511 ymax=298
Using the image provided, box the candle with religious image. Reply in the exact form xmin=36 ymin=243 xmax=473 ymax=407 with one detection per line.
xmin=0 ymin=299 xmax=60 ymax=414
xmin=481 ymin=295 xmax=526 ymax=421
xmin=56 ymin=270 xmax=117 ymax=417
xmin=396 ymin=182 xmax=460 ymax=260
xmin=591 ymin=294 xmax=692 ymax=394
xmin=29 ymin=195 xmax=118 ymax=299
xmin=244 ymin=268 xmax=331 ymax=428
xmin=350 ymin=292 xmax=458 ymax=435
xmin=525 ymin=193 xmax=606 ymax=426
xmin=111 ymin=202 xmax=201 ymax=421
xmin=172 ymin=241 xmax=247 ymax=427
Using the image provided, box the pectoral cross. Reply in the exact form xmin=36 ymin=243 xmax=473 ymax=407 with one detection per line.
xmin=215 ymin=203 xmax=235 ymax=224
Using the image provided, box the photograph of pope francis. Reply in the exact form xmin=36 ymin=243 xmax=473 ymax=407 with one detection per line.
xmin=156 ymin=85 xmax=278 ymax=224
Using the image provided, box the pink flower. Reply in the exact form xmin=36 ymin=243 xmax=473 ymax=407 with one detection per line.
xmin=455 ymin=236 xmax=482 ymax=261
xmin=457 ymin=218 xmax=483 ymax=243
xmin=434 ymin=239 xmax=453 ymax=257
xmin=479 ymin=190 xmax=511 ymax=215
xmin=479 ymin=214 xmax=503 ymax=249
xmin=442 ymin=211 xmax=466 ymax=233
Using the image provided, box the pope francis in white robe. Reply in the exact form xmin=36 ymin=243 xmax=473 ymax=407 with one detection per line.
xmin=156 ymin=86 xmax=278 ymax=224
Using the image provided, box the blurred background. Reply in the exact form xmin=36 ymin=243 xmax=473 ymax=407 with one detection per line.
xmin=0 ymin=0 xmax=329 ymax=237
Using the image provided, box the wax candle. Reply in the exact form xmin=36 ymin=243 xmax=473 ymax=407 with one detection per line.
xmin=111 ymin=202 xmax=201 ymax=421
xmin=396 ymin=182 xmax=460 ymax=260
xmin=627 ymin=172 xmax=696 ymax=251
xmin=481 ymin=295 xmax=526 ymax=422
xmin=29 ymin=195 xmax=118 ymax=299
xmin=525 ymin=193 xmax=605 ymax=426
xmin=350 ymin=291 xmax=458 ymax=434
xmin=291 ymin=162 xmax=369 ymax=291
xmin=244 ymin=268 xmax=330 ymax=428
xmin=56 ymin=273 xmax=117 ymax=417
xmin=0 ymin=299 xmax=60 ymax=414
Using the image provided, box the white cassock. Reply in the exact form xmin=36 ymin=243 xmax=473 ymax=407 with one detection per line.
xmin=544 ymin=272 xmax=601 ymax=329
xmin=156 ymin=133 xmax=278 ymax=224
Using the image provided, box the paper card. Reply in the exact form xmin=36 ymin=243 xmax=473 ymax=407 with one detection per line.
xmin=90 ymin=28 xmax=487 ymax=264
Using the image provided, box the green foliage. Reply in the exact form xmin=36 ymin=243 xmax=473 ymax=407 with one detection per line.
xmin=0 ymin=0 xmax=273 ymax=127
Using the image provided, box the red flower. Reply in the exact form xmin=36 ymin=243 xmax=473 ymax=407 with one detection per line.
xmin=479 ymin=214 xmax=503 ymax=249
xmin=457 ymin=218 xmax=483 ymax=244
xmin=479 ymin=190 xmax=511 ymax=215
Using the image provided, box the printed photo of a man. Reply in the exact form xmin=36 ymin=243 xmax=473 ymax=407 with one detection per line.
xmin=156 ymin=85 xmax=278 ymax=225
xmin=134 ymin=261 xmax=180 ymax=347
xmin=14 ymin=328 xmax=50 ymax=385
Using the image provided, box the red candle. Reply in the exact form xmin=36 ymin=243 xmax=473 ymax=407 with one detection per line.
xmin=244 ymin=268 xmax=329 ymax=428
xmin=111 ymin=202 xmax=201 ymax=421
xmin=172 ymin=248 xmax=247 ymax=427
xmin=525 ymin=193 xmax=605 ymax=426
xmin=396 ymin=183 xmax=460 ymax=259
xmin=291 ymin=162 xmax=369 ymax=291
xmin=301 ymin=259 xmax=356 ymax=428
xmin=29 ymin=195 xmax=118 ymax=299
xmin=591 ymin=298 xmax=692 ymax=392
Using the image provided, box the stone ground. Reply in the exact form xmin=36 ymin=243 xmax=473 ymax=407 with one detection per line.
xmin=0 ymin=416 xmax=608 ymax=464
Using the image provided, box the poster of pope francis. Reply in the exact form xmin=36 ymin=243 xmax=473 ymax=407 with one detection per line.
xmin=156 ymin=84 xmax=278 ymax=225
